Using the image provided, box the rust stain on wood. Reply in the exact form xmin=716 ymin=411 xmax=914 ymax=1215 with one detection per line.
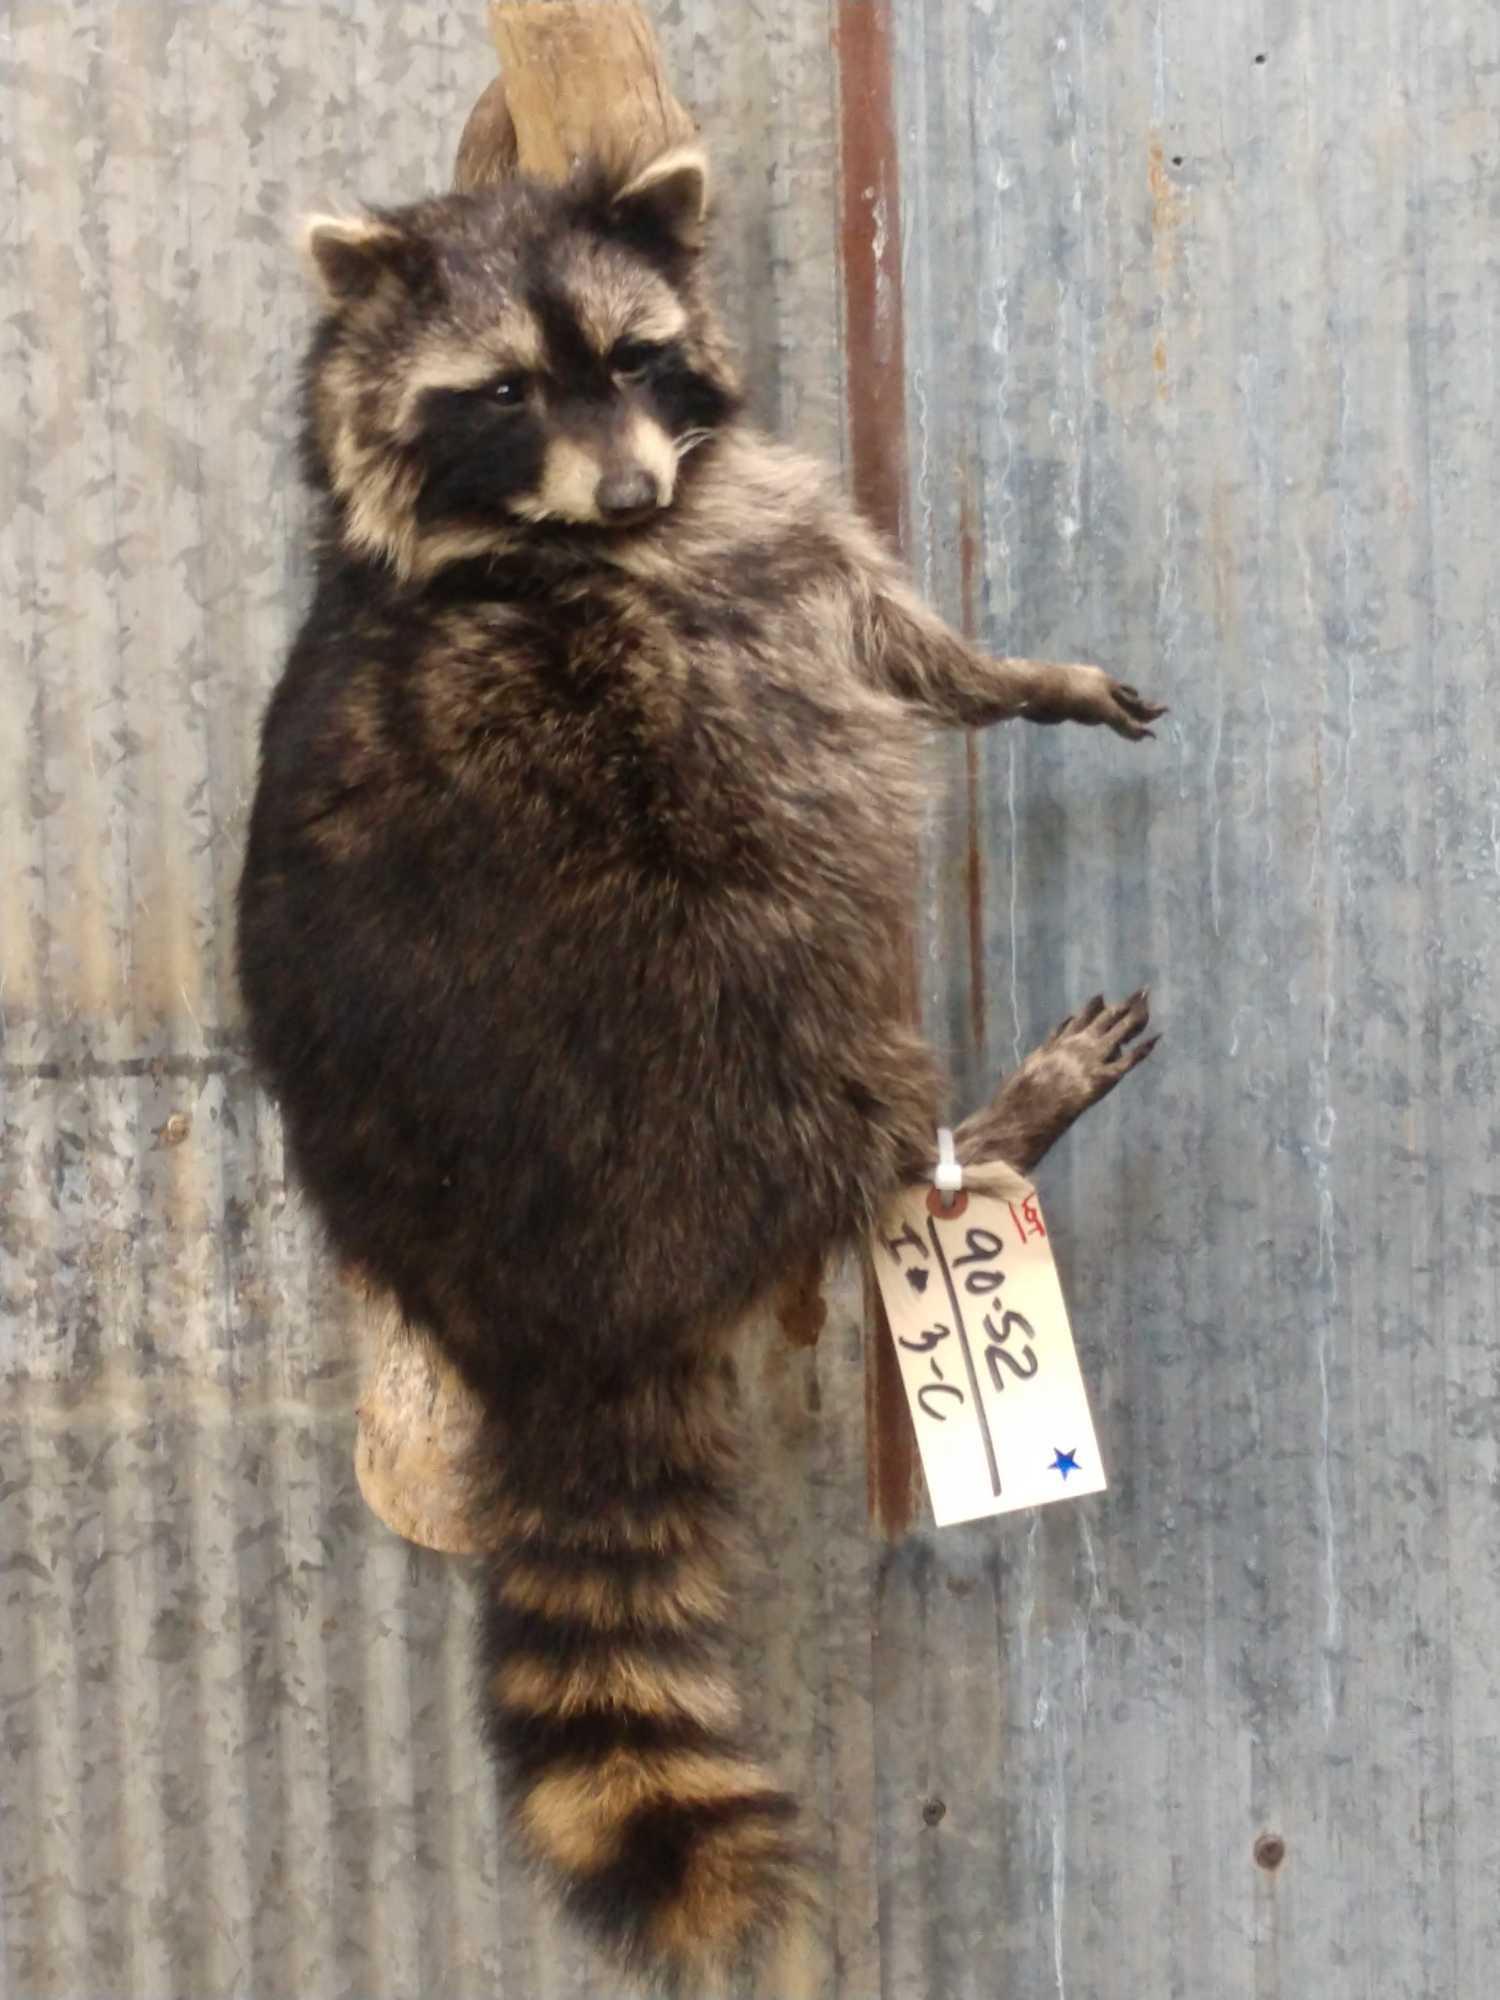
xmin=836 ymin=0 xmax=920 ymax=1538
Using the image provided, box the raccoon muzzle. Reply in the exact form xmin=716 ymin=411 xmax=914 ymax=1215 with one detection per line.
xmin=477 ymin=1354 xmax=815 ymax=1996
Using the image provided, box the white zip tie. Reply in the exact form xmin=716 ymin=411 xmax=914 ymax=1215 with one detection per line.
xmin=934 ymin=1126 xmax=963 ymax=1194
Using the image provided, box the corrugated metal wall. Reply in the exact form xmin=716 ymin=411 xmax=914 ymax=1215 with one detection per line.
xmin=2 ymin=2 xmax=1495 ymax=1996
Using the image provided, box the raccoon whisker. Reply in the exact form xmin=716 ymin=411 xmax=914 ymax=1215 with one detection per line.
xmin=673 ymin=428 xmax=715 ymax=460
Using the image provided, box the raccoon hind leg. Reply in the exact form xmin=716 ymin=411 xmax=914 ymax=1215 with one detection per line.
xmin=957 ymin=989 xmax=1158 ymax=1174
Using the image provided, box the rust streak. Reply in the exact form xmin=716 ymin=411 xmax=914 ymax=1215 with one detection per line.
xmin=774 ymin=1252 xmax=829 ymax=1351
xmin=964 ymin=735 xmax=987 ymax=1053
xmin=837 ymin=0 xmax=920 ymax=1538
xmin=958 ymin=479 xmax=987 ymax=1056
xmin=865 ymin=1262 xmax=919 ymax=1536
xmin=1146 ymin=136 xmax=1185 ymax=272
xmin=835 ymin=0 xmax=909 ymax=544
xmin=957 ymin=481 xmax=979 ymax=633
xmin=1146 ymin=136 xmax=1185 ymax=399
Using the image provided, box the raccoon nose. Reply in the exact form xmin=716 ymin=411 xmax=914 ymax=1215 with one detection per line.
xmin=595 ymin=468 xmax=661 ymax=521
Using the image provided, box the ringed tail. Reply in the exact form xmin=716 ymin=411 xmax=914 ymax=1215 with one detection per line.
xmin=477 ymin=1353 xmax=817 ymax=1995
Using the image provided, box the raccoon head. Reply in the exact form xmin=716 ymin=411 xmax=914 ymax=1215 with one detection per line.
xmin=298 ymin=148 xmax=742 ymax=578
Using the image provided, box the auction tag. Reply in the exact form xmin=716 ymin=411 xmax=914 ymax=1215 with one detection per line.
xmin=871 ymin=1175 xmax=1106 ymax=1526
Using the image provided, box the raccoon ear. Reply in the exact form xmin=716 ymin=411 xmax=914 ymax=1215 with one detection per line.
xmin=300 ymin=213 xmax=422 ymax=305
xmin=611 ymin=145 xmax=710 ymax=253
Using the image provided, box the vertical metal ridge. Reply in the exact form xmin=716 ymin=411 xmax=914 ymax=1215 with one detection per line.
xmin=2 ymin=1425 xmax=80 ymax=1994
xmin=1423 ymin=4 xmax=1500 ymax=1988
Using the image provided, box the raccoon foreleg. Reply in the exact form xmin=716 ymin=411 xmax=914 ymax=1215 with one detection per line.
xmin=864 ymin=582 xmax=1166 ymax=740
xmin=953 ymin=990 xmax=1158 ymax=1174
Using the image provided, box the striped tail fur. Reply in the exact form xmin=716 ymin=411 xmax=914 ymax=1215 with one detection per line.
xmin=477 ymin=1352 xmax=816 ymax=1996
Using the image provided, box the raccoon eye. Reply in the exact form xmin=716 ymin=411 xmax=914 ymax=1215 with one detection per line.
xmin=487 ymin=373 xmax=529 ymax=406
xmin=610 ymin=338 xmax=669 ymax=383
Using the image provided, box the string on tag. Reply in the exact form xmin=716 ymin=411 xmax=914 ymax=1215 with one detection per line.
xmin=934 ymin=1126 xmax=962 ymax=1197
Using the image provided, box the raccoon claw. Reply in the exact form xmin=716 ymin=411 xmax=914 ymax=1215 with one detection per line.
xmin=1096 ymin=676 xmax=1168 ymax=741
xmin=1049 ymin=993 xmax=1105 ymax=1041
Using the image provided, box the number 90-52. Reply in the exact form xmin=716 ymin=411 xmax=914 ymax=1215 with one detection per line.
xmin=951 ymin=1227 xmax=1039 ymax=1390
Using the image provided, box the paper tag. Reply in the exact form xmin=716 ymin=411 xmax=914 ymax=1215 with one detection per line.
xmin=871 ymin=1175 xmax=1106 ymax=1526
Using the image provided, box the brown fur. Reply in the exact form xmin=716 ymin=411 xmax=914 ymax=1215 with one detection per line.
xmin=237 ymin=149 xmax=1163 ymax=1996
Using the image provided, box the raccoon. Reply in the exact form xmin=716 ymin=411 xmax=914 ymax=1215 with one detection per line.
xmin=236 ymin=145 xmax=1163 ymax=1996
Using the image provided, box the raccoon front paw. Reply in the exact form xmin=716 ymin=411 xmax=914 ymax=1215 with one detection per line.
xmin=1029 ymin=664 xmax=1168 ymax=740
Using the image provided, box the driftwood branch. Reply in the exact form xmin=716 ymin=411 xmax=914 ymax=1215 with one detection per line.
xmin=452 ymin=75 xmax=518 ymax=192
xmin=459 ymin=2 xmax=695 ymax=188
xmin=355 ymin=1 xmax=695 ymax=1549
xmin=351 ymin=1284 xmax=490 ymax=1553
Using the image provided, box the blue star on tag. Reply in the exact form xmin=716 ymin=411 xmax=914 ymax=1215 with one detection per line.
xmin=1049 ymin=1448 xmax=1080 ymax=1480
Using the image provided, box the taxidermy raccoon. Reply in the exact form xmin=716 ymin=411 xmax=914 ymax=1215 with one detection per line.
xmin=237 ymin=145 xmax=1163 ymax=1996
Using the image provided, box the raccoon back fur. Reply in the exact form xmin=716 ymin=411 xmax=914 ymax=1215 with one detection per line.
xmin=236 ymin=145 xmax=1162 ymax=1996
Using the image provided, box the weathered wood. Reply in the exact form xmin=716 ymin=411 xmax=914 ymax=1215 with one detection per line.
xmin=452 ymin=2 xmax=693 ymax=195
xmin=489 ymin=1 xmax=695 ymax=181
xmin=357 ymin=0 xmax=696 ymax=1550
xmin=452 ymin=75 xmax=517 ymax=192
xmin=352 ymin=1285 xmax=490 ymax=1554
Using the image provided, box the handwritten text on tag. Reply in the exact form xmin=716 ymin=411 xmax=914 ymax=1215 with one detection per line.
xmin=872 ymin=1178 xmax=1105 ymax=1526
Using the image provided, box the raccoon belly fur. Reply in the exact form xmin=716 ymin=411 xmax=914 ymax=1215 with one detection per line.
xmin=238 ymin=147 xmax=955 ymax=1996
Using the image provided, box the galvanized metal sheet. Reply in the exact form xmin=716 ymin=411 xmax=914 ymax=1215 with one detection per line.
xmin=891 ymin=2 xmax=1500 ymax=1996
xmin=3 ymin=1 xmax=1497 ymax=1996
